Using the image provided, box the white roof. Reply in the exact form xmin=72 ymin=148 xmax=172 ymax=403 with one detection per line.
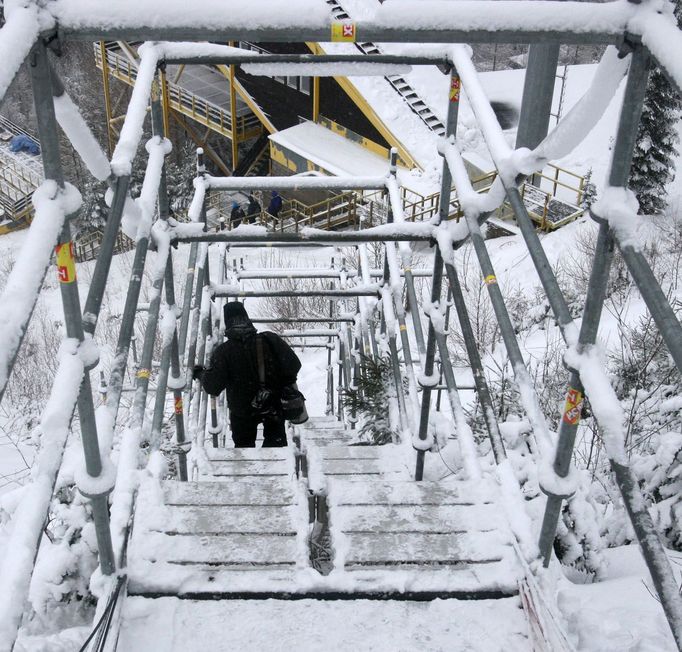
xmin=269 ymin=121 xmax=392 ymax=178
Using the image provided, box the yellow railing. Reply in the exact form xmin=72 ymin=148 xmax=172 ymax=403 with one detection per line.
xmin=93 ymin=44 xmax=262 ymax=142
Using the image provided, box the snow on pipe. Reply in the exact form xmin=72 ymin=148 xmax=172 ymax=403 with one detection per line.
xmin=564 ymin=345 xmax=629 ymax=465
xmin=48 ymin=0 xmax=638 ymax=39
xmin=206 ymin=175 xmax=388 ymax=192
xmin=636 ymin=8 xmax=682 ymax=97
xmin=171 ymin=220 xmax=435 ymax=242
xmin=0 ymin=181 xmax=81 ymax=397
xmin=0 ymin=341 xmax=84 ymax=652
xmin=188 ymin=177 xmax=207 ymax=223
xmin=153 ymin=40 xmax=447 ymax=66
xmin=242 ymin=62 xmax=412 ymax=77
xmin=129 ymin=136 xmax=173 ymax=241
xmin=53 ymin=91 xmax=111 ymax=181
xmin=110 ymin=44 xmax=159 ymax=177
xmin=426 ymin=301 xmax=481 ymax=481
xmin=530 ymin=46 xmax=630 ymax=168
xmin=448 ymin=44 xmax=630 ymax=183
xmin=0 ymin=2 xmax=40 ymax=105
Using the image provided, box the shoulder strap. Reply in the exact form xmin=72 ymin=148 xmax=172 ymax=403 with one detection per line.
xmin=255 ymin=335 xmax=266 ymax=386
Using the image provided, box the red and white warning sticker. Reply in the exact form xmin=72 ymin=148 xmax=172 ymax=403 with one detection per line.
xmin=562 ymin=387 xmax=584 ymax=425
xmin=55 ymin=242 xmax=76 ymax=284
xmin=331 ymin=22 xmax=356 ymax=42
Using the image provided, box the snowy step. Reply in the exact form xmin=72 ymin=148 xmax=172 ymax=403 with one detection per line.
xmin=342 ymin=530 xmax=512 ymax=566
xmin=328 ymin=478 xmax=498 ymax=506
xmin=334 ymin=504 xmax=500 ymax=534
xmin=198 ymin=446 xmax=296 ymax=480
xmin=127 ymin=476 xmax=307 ymax=596
xmin=323 ymin=477 xmax=521 ymax=595
xmin=164 ymin=478 xmax=296 ymax=506
xmin=308 ymin=443 xmax=406 ymax=478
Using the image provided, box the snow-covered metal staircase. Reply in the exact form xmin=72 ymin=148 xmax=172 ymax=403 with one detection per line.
xmin=124 ymin=415 xmax=523 ymax=603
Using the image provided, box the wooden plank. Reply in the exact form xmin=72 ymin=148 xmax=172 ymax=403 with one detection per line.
xmin=145 ymin=505 xmax=297 ymax=535
xmin=342 ymin=531 xmax=511 ymax=565
xmin=130 ymin=531 xmax=299 ymax=565
xmin=164 ymin=479 xmax=296 ymax=506
xmin=328 ymin=479 xmax=497 ymax=506
xmin=333 ymin=504 xmax=500 ymax=534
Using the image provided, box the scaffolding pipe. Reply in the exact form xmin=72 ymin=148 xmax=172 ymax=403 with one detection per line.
xmin=415 ymin=69 xmax=460 ymax=481
xmin=31 ymin=40 xmax=115 ymax=574
xmin=212 ymin=288 xmax=381 ymax=299
xmin=444 ymin=262 xmax=506 ymax=463
xmin=176 ymin=229 xmax=434 ymax=244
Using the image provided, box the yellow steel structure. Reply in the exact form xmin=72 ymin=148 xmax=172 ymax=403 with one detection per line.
xmin=305 ymin=41 xmax=418 ymax=170
xmin=94 ymin=44 xmax=262 ymax=146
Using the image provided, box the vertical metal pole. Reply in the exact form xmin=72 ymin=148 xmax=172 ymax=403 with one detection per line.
xmin=415 ymin=70 xmax=459 ymax=481
xmin=228 ymin=42 xmax=239 ymax=172
xmin=99 ymin=41 xmax=114 ymax=156
xmin=30 ymin=41 xmax=115 ymax=575
xmin=515 ymin=43 xmax=560 ymax=153
xmin=403 ymin=268 xmax=426 ymax=357
xmin=313 ymin=76 xmax=320 ymax=122
xmin=131 ymin=91 xmax=170 ymax=432
xmin=47 ymin=64 xmax=131 ymax=337
xmin=444 ymin=262 xmax=506 ymax=463
xmin=106 ymin=239 xmax=149 ymax=419
xmin=178 ymin=149 xmax=205 ymax=357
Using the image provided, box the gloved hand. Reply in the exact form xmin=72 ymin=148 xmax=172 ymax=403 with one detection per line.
xmin=192 ymin=365 xmax=205 ymax=381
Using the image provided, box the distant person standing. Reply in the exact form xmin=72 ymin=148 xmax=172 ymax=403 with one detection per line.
xmin=268 ymin=190 xmax=283 ymax=219
xmin=230 ymin=200 xmax=245 ymax=228
xmin=246 ymin=193 xmax=261 ymax=224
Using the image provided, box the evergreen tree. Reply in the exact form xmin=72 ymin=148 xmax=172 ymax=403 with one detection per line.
xmin=342 ymin=355 xmax=399 ymax=444
xmin=580 ymin=168 xmax=597 ymax=210
xmin=629 ymin=1 xmax=682 ymax=214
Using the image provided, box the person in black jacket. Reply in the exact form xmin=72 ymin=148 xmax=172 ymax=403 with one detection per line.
xmin=246 ymin=193 xmax=261 ymax=224
xmin=194 ymin=302 xmax=301 ymax=447
xmin=267 ymin=190 xmax=283 ymax=219
xmin=230 ymin=200 xmax=245 ymax=228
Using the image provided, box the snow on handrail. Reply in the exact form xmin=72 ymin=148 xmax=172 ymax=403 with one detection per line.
xmin=110 ymin=44 xmax=159 ymax=176
xmin=48 ymin=0 xmax=633 ymax=42
xmin=0 ymin=181 xmax=81 ymax=399
xmin=54 ymin=91 xmax=111 ymax=182
xmin=205 ymin=174 xmax=388 ymax=192
xmin=0 ymin=2 xmax=41 ymax=105
xmin=0 ymin=339 xmax=84 ymax=652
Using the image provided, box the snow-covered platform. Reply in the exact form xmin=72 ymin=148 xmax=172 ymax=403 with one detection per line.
xmin=117 ymin=595 xmax=530 ymax=651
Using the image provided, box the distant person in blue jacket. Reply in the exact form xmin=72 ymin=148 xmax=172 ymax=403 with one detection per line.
xmin=267 ymin=191 xmax=283 ymax=219
xmin=9 ymin=135 xmax=40 ymax=155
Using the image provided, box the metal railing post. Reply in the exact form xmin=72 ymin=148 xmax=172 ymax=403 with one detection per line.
xmin=30 ymin=41 xmax=115 ymax=574
xmin=415 ymin=69 xmax=459 ymax=481
xmin=443 ymin=261 xmax=506 ymax=463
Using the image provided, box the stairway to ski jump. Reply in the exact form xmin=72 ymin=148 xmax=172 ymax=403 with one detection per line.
xmin=125 ymin=415 xmax=522 ymax=600
xmin=324 ymin=0 xmax=447 ymax=137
